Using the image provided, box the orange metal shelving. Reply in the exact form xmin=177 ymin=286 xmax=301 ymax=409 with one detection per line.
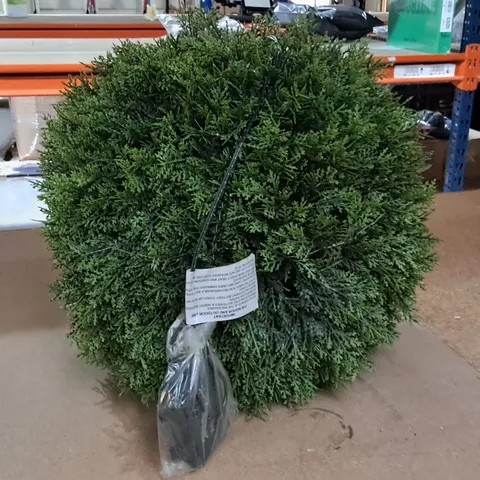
xmin=378 ymin=44 xmax=480 ymax=91
xmin=0 ymin=22 xmax=166 ymax=39
xmin=0 ymin=22 xmax=479 ymax=96
xmin=0 ymin=64 xmax=88 ymax=97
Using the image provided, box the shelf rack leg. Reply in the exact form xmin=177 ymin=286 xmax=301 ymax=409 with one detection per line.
xmin=444 ymin=89 xmax=475 ymax=192
xmin=444 ymin=0 xmax=480 ymax=191
xmin=461 ymin=0 xmax=480 ymax=52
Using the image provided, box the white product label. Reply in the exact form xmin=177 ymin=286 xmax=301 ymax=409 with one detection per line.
xmin=440 ymin=0 xmax=455 ymax=33
xmin=244 ymin=0 xmax=271 ymax=7
xmin=393 ymin=63 xmax=456 ymax=79
xmin=185 ymin=254 xmax=259 ymax=325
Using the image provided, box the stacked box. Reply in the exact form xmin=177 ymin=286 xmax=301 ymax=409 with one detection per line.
xmin=388 ymin=0 xmax=455 ymax=54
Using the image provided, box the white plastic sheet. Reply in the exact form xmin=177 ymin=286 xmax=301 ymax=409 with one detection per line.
xmin=155 ymin=14 xmax=244 ymax=38
xmin=0 ymin=107 xmax=14 ymax=159
xmin=10 ymin=96 xmax=61 ymax=161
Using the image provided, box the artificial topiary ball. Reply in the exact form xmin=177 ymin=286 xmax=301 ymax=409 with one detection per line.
xmin=40 ymin=14 xmax=435 ymax=414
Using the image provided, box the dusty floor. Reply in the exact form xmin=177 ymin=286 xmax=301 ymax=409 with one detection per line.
xmin=417 ymin=190 xmax=480 ymax=371
xmin=1 ymin=190 xmax=480 ymax=480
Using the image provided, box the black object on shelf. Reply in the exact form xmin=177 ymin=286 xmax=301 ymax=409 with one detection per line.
xmin=418 ymin=109 xmax=452 ymax=140
xmin=273 ymin=4 xmax=383 ymax=40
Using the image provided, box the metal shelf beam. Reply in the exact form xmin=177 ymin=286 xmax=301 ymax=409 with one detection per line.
xmin=0 ymin=16 xmax=166 ymax=38
xmin=0 ymin=39 xmax=478 ymax=96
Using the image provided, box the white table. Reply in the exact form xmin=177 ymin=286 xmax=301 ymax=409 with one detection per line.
xmin=0 ymin=176 xmax=46 ymax=230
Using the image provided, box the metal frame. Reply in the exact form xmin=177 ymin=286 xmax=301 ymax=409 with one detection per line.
xmin=444 ymin=0 xmax=480 ymax=191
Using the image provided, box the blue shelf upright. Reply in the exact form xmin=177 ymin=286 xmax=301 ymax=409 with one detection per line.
xmin=444 ymin=0 xmax=480 ymax=192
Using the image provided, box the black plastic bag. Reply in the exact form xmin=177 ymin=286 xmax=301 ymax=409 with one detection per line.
xmin=312 ymin=5 xmax=383 ymax=39
xmin=157 ymin=312 xmax=236 ymax=478
xmin=273 ymin=3 xmax=383 ymax=40
xmin=418 ymin=110 xmax=452 ymax=139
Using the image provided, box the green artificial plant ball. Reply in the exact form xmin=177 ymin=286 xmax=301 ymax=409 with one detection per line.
xmin=39 ymin=13 xmax=436 ymax=415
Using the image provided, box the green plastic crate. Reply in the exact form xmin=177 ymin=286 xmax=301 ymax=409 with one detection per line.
xmin=388 ymin=0 xmax=455 ymax=54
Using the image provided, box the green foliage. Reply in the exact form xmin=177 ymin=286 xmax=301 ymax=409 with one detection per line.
xmin=39 ymin=13 xmax=436 ymax=415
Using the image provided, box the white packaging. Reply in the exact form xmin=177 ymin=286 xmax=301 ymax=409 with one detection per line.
xmin=10 ymin=96 xmax=62 ymax=161
xmin=6 ymin=0 xmax=31 ymax=17
xmin=452 ymin=6 xmax=465 ymax=44
xmin=0 ymin=107 xmax=15 ymax=159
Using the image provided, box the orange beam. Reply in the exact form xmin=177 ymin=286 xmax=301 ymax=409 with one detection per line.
xmin=377 ymin=44 xmax=480 ymax=91
xmin=0 ymin=23 xmax=167 ymax=39
xmin=0 ymin=75 xmax=71 ymax=96
xmin=1 ymin=45 xmax=479 ymax=96
xmin=380 ymin=75 xmax=463 ymax=85
xmin=377 ymin=53 xmax=465 ymax=64
xmin=0 ymin=71 xmax=471 ymax=97
xmin=379 ymin=63 xmax=462 ymax=86
xmin=0 ymin=64 xmax=88 ymax=75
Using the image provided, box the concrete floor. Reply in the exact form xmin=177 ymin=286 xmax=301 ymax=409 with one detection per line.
xmin=1 ymin=191 xmax=480 ymax=480
xmin=417 ymin=190 xmax=480 ymax=373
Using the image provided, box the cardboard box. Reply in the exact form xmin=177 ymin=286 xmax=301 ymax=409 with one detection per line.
xmin=422 ymin=129 xmax=480 ymax=189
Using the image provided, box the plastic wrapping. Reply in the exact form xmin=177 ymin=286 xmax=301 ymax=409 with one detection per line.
xmin=9 ymin=96 xmax=61 ymax=160
xmin=217 ymin=16 xmax=245 ymax=33
xmin=0 ymin=107 xmax=14 ymax=160
xmin=418 ymin=109 xmax=452 ymax=139
xmin=273 ymin=4 xmax=383 ymax=39
xmin=452 ymin=7 xmax=465 ymax=44
xmin=155 ymin=14 xmax=243 ymax=38
xmin=273 ymin=2 xmax=308 ymax=25
xmin=373 ymin=25 xmax=388 ymax=40
xmin=157 ymin=14 xmax=184 ymax=38
xmin=157 ymin=312 xmax=236 ymax=478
